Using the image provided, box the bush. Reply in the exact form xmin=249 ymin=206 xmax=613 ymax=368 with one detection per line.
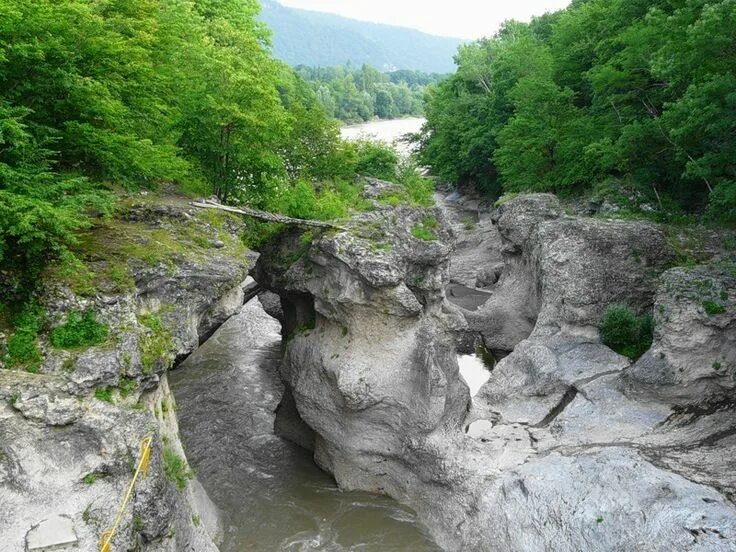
xmin=397 ymin=161 xmax=435 ymax=207
xmin=6 ymin=331 xmax=42 ymax=370
xmin=353 ymin=140 xmax=399 ymax=181
xmin=163 ymin=448 xmax=193 ymax=490
xmin=707 ymin=182 xmax=736 ymax=225
xmin=4 ymin=301 xmax=45 ymax=370
xmin=600 ymin=306 xmax=653 ymax=360
xmin=50 ymin=311 xmax=108 ymax=349
xmin=263 ymin=178 xmax=370 ymax=224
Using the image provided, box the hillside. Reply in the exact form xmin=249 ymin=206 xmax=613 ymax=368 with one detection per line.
xmin=259 ymin=1 xmax=462 ymax=73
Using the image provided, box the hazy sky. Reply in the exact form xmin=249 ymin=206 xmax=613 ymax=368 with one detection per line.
xmin=276 ymin=0 xmax=572 ymax=39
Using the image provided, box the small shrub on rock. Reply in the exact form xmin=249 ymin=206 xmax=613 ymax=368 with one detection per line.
xmin=163 ymin=448 xmax=193 ymax=490
xmin=410 ymin=216 xmax=439 ymax=241
xmin=703 ymin=300 xmax=726 ymax=316
xmin=50 ymin=311 xmax=108 ymax=349
xmin=4 ymin=301 xmax=45 ymax=370
xmin=600 ymin=306 xmax=653 ymax=360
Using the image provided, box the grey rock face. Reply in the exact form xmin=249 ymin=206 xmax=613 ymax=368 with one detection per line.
xmin=258 ymin=191 xmax=736 ymax=551
xmin=465 ymin=196 xmax=736 ymax=551
xmin=435 ymin=192 xmax=503 ymax=290
xmin=0 ymin=200 xmax=250 ymax=552
xmin=463 ymin=194 xmax=676 ymax=358
xmin=0 ymin=374 xmax=220 ymax=552
xmin=623 ymin=265 xmax=735 ymax=405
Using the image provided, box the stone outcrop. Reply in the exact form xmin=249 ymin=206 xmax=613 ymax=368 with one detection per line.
xmin=254 ymin=197 xmax=470 ymax=492
xmin=0 ymin=197 xmax=251 ymax=551
xmin=3 ymin=183 xmax=734 ymax=551
xmin=623 ymin=265 xmax=735 ymax=406
xmin=257 ymin=190 xmax=736 ymax=551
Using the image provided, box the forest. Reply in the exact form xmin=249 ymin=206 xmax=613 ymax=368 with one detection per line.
xmin=0 ymin=0 xmax=420 ymax=308
xmin=418 ymin=0 xmax=736 ymax=223
xmin=295 ymin=65 xmax=444 ymax=123
xmin=2 ymin=0 xmax=734 ymax=311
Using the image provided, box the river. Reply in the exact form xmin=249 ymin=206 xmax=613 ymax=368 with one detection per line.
xmin=340 ymin=117 xmax=424 ymax=156
xmin=169 ymin=298 xmax=440 ymax=551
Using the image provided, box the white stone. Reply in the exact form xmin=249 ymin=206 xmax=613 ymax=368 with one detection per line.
xmin=26 ymin=515 xmax=78 ymax=551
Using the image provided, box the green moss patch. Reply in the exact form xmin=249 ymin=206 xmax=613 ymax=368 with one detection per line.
xmin=138 ymin=313 xmax=175 ymax=375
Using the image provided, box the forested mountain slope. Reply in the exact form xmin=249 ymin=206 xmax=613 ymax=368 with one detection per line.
xmin=259 ymin=0 xmax=462 ymax=73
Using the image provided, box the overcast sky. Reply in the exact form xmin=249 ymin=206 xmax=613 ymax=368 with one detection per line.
xmin=276 ymin=0 xmax=572 ymax=40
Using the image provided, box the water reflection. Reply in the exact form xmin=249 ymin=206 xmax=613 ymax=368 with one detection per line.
xmin=458 ymin=354 xmax=491 ymax=397
xmin=340 ymin=117 xmax=424 ymax=157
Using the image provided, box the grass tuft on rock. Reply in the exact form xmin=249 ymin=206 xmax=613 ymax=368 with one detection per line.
xmin=163 ymin=448 xmax=193 ymax=490
xmin=50 ymin=311 xmax=108 ymax=349
xmin=703 ymin=300 xmax=727 ymax=316
xmin=94 ymin=387 xmax=113 ymax=403
xmin=411 ymin=216 xmax=439 ymax=241
xmin=600 ymin=305 xmax=653 ymax=360
xmin=138 ymin=313 xmax=175 ymax=374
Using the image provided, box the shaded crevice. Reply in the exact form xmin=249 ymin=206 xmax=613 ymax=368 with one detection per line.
xmin=532 ymin=386 xmax=578 ymax=428
xmin=279 ymin=292 xmax=316 ymax=339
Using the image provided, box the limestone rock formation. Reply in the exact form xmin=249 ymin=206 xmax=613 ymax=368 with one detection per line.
xmin=257 ymin=190 xmax=736 ymax=551
xmin=0 ymin=199 xmax=249 ymax=551
xmin=254 ymin=199 xmax=470 ymax=492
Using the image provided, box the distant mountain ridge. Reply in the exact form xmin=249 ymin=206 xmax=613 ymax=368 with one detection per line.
xmin=259 ymin=1 xmax=462 ymax=73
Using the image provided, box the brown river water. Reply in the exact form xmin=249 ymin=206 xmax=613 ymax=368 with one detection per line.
xmin=169 ymin=298 xmax=442 ymax=551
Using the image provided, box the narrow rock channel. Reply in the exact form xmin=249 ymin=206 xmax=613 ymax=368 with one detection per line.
xmin=169 ymin=297 xmax=440 ymax=551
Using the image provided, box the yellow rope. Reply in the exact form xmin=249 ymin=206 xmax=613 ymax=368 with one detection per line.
xmin=100 ymin=436 xmax=153 ymax=552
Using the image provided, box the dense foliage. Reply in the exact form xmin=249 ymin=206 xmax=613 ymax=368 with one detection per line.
xmin=600 ymin=305 xmax=653 ymax=360
xmin=49 ymin=311 xmax=108 ymax=350
xmin=418 ymin=0 xmax=736 ymax=222
xmin=296 ymin=65 xmax=445 ymax=123
xmin=259 ymin=0 xmax=461 ymax=74
xmin=0 ymin=0 xmax=372 ymax=305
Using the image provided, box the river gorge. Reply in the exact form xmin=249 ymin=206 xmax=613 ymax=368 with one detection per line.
xmin=0 ymin=119 xmax=734 ymax=551
xmin=169 ymin=295 xmax=441 ymax=551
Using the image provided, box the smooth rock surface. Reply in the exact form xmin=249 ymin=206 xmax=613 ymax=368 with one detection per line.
xmin=26 ymin=515 xmax=77 ymax=551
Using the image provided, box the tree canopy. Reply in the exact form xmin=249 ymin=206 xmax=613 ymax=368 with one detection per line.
xmin=0 ymin=0 xmax=358 ymax=301
xmin=295 ymin=65 xmax=445 ymax=123
xmin=418 ymin=0 xmax=736 ymax=222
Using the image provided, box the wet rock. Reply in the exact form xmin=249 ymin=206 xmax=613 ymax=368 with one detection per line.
xmin=274 ymin=387 xmax=316 ymax=451
xmin=257 ymin=291 xmax=284 ymax=324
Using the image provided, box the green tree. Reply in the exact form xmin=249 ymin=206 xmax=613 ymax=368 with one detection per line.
xmin=418 ymin=0 xmax=736 ymax=221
